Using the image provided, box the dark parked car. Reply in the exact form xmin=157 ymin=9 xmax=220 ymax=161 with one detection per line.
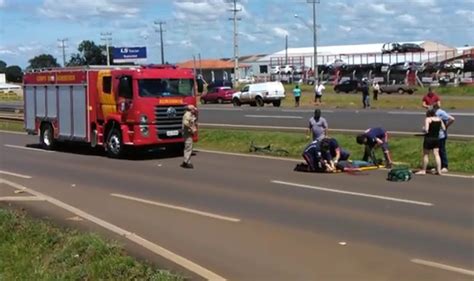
xmin=334 ymin=80 xmax=363 ymax=93
xmin=400 ymin=43 xmax=425 ymax=53
xmin=464 ymin=59 xmax=474 ymax=72
xmin=200 ymin=86 xmax=235 ymax=104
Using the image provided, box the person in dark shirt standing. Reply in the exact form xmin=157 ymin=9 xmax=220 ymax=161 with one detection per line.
xmin=356 ymin=127 xmax=393 ymax=168
xmin=362 ymin=80 xmax=370 ymax=109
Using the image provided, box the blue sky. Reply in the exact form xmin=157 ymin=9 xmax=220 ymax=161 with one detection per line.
xmin=1 ymin=0 xmax=473 ymax=68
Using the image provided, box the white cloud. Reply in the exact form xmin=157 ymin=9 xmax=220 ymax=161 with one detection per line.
xmin=173 ymin=0 xmax=249 ymax=22
xmin=369 ymin=3 xmax=394 ymax=15
xmin=272 ymin=27 xmax=289 ymax=38
xmin=338 ymin=25 xmax=352 ymax=32
xmin=0 ymin=0 xmax=5 ymax=8
xmin=240 ymin=32 xmax=257 ymax=42
xmin=38 ymin=0 xmax=139 ymax=20
xmin=211 ymin=35 xmax=224 ymax=42
xmin=456 ymin=10 xmax=474 ymax=23
xmin=397 ymin=14 xmax=417 ymax=26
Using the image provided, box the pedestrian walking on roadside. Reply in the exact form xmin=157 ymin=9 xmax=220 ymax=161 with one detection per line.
xmin=314 ymin=81 xmax=325 ymax=105
xmin=293 ymin=84 xmax=302 ymax=107
xmin=433 ymin=104 xmax=455 ymax=172
xmin=307 ymin=109 xmax=328 ymax=141
xmin=422 ymin=87 xmax=441 ymax=109
xmin=372 ymin=81 xmax=380 ymax=101
xmin=181 ymin=105 xmax=198 ymax=169
xmin=356 ymin=127 xmax=393 ymax=168
xmin=362 ymin=80 xmax=370 ymax=109
xmin=415 ymin=108 xmax=445 ymax=175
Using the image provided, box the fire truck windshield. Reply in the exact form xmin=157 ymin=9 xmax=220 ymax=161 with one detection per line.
xmin=138 ymin=79 xmax=193 ymax=97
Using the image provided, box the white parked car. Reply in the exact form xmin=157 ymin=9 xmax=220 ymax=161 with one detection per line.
xmin=232 ymin=81 xmax=285 ymax=107
xmin=444 ymin=59 xmax=464 ymax=70
xmin=281 ymin=65 xmax=294 ymax=74
xmin=270 ymin=65 xmax=281 ymax=74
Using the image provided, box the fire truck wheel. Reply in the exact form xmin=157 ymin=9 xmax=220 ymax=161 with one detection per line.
xmin=106 ymin=128 xmax=124 ymax=158
xmin=40 ymin=123 xmax=55 ymax=150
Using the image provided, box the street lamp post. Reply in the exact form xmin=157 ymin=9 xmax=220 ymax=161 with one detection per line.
xmin=294 ymin=12 xmax=321 ymax=82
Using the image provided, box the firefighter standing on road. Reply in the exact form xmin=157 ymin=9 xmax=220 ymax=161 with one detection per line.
xmin=181 ymin=105 xmax=197 ymax=169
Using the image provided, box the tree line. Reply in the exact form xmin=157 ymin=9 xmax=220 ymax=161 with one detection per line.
xmin=1 ymin=40 xmax=112 ymax=82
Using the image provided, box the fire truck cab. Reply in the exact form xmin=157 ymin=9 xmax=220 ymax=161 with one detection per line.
xmin=23 ymin=65 xmax=197 ymax=158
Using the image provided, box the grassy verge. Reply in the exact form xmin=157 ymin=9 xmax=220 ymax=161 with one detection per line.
xmin=0 ymin=120 xmax=23 ymax=131
xmin=196 ymin=128 xmax=474 ymax=174
xmin=0 ymin=208 xmax=182 ymax=280
xmin=1 ymin=121 xmax=472 ymax=173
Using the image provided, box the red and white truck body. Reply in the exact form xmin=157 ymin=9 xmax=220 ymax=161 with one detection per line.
xmin=23 ymin=65 xmax=197 ymax=157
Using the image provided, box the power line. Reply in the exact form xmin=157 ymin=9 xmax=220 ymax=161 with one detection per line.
xmin=57 ymin=38 xmax=68 ymax=67
xmin=154 ymin=21 xmax=166 ymax=64
xmin=100 ymin=32 xmax=112 ymax=66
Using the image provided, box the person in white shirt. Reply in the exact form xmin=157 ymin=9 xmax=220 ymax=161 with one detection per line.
xmin=314 ymin=81 xmax=325 ymax=105
xmin=372 ymin=82 xmax=380 ymax=101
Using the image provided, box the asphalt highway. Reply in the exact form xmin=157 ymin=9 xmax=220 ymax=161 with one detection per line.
xmin=199 ymin=105 xmax=474 ymax=136
xmin=1 ymin=101 xmax=473 ymax=136
xmin=0 ymin=132 xmax=473 ymax=280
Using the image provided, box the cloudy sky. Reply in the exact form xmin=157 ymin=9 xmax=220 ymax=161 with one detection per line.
xmin=1 ymin=0 xmax=473 ymax=68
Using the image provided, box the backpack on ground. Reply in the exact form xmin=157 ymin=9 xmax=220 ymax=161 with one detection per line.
xmin=387 ymin=167 xmax=412 ymax=182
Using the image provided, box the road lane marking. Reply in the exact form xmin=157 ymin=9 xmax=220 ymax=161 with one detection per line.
xmin=0 ymin=130 xmax=26 ymax=135
xmin=196 ymin=149 xmax=301 ymax=162
xmin=244 ymin=114 xmax=303 ymax=119
xmin=4 ymin=144 xmax=54 ymax=153
xmin=0 ymin=196 xmax=44 ymax=201
xmin=411 ymin=259 xmax=474 ymax=276
xmin=0 ymin=179 xmax=226 ymax=281
xmin=111 ymin=193 xmax=241 ymax=223
xmin=282 ymin=109 xmax=334 ymax=113
xmin=272 ymin=180 xmax=434 ymax=206
xmin=0 ymin=170 xmax=32 ymax=179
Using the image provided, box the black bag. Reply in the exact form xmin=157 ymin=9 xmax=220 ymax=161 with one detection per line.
xmin=387 ymin=167 xmax=412 ymax=182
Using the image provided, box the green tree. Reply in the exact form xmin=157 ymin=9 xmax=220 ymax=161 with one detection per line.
xmin=67 ymin=40 xmax=108 ymax=66
xmin=5 ymin=65 xmax=23 ymax=82
xmin=0 ymin=60 xmax=6 ymax=73
xmin=27 ymin=54 xmax=60 ymax=69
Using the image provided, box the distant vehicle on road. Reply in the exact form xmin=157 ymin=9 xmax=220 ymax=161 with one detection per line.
xmin=327 ymin=59 xmax=346 ymax=69
xmin=400 ymin=43 xmax=425 ymax=53
xmin=379 ymin=84 xmax=417 ymax=95
xmin=334 ymin=79 xmax=363 ymax=93
xmin=232 ymin=81 xmax=285 ymax=107
xmin=200 ymin=86 xmax=235 ymax=104
xmin=382 ymin=42 xmax=402 ymax=54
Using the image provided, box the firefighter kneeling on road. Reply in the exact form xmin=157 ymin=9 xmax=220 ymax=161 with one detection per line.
xmin=181 ymin=105 xmax=198 ymax=169
xmin=298 ymin=140 xmax=335 ymax=173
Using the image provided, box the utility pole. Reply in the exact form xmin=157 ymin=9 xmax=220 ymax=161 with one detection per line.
xmin=308 ymin=0 xmax=320 ymax=81
xmin=154 ymin=21 xmax=166 ymax=64
xmin=100 ymin=32 xmax=112 ymax=66
xmin=57 ymin=38 xmax=68 ymax=67
xmin=285 ymin=35 xmax=288 ymax=65
xmin=228 ymin=0 xmax=241 ymax=84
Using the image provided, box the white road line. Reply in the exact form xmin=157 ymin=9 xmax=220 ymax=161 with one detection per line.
xmin=196 ymin=148 xmax=300 ymax=162
xmin=272 ymin=180 xmax=434 ymax=206
xmin=4 ymin=144 xmax=54 ymax=153
xmin=411 ymin=259 xmax=474 ymax=276
xmin=0 ymin=170 xmax=32 ymax=179
xmin=282 ymin=109 xmax=334 ymax=113
xmin=0 ymin=179 xmax=226 ymax=281
xmin=389 ymin=111 xmax=474 ymax=117
xmin=0 ymin=196 xmax=44 ymax=201
xmin=244 ymin=114 xmax=303 ymax=119
xmin=111 ymin=193 xmax=240 ymax=223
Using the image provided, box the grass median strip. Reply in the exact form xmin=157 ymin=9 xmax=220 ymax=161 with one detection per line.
xmin=1 ymin=120 xmax=472 ymax=173
xmin=0 ymin=208 xmax=183 ymax=281
xmin=196 ymin=128 xmax=474 ymax=174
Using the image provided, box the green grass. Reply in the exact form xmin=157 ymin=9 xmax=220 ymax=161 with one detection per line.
xmin=0 ymin=209 xmax=183 ymax=281
xmin=280 ymin=83 xmax=474 ymax=109
xmin=196 ymin=128 xmax=474 ymax=174
xmin=0 ymin=120 xmax=23 ymax=131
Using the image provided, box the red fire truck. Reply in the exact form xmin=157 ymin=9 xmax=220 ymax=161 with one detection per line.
xmin=23 ymin=65 xmax=198 ymax=157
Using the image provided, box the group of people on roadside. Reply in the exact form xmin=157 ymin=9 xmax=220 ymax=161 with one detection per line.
xmin=416 ymin=88 xmax=455 ymax=175
xmin=300 ymin=86 xmax=455 ymax=175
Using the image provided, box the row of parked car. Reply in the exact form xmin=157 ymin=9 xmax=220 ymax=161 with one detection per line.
xmin=381 ymin=42 xmax=425 ymax=54
xmin=334 ymin=79 xmax=416 ymax=95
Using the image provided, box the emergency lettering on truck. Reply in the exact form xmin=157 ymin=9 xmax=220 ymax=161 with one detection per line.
xmin=23 ymin=65 xmax=198 ymax=158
